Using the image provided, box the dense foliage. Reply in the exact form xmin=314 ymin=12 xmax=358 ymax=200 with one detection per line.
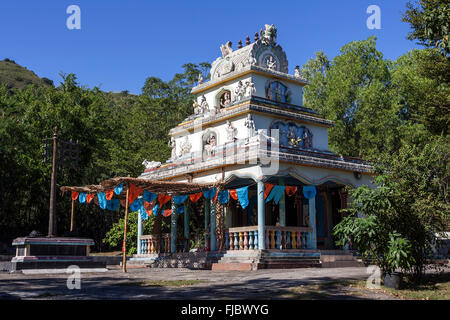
xmin=334 ymin=136 xmax=449 ymax=279
xmin=0 ymin=63 xmax=209 ymax=253
xmin=403 ymin=0 xmax=450 ymax=55
xmin=325 ymin=0 xmax=449 ymax=280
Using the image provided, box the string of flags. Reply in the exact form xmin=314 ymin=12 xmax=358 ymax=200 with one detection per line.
xmin=68 ymin=182 xmax=312 ymax=221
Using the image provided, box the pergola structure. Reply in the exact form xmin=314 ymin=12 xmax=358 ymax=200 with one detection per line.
xmin=61 ymin=177 xmax=224 ymax=272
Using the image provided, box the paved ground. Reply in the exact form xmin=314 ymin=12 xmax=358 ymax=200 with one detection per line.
xmin=0 ymin=267 xmax=398 ymax=300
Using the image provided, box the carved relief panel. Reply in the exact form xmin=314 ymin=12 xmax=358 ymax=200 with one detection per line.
xmin=271 ymin=121 xmax=313 ymax=150
xmin=265 ymin=80 xmax=291 ymax=103
xmin=202 ymin=130 xmax=217 ymax=159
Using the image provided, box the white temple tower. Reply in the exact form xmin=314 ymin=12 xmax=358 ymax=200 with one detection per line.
xmin=140 ymin=24 xmax=373 ymax=254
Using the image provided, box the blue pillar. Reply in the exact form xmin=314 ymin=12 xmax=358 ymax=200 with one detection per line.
xmin=184 ymin=204 xmax=189 ymax=239
xmin=170 ymin=201 xmax=177 ymax=253
xmin=279 ymin=177 xmax=286 ymax=227
xmin=205 ymin=200 xmax=210 ymax=248
xmin=309 ymin=196 xmax=317 ymax=249
xmin=184 ymin=203 xmax=190 ymax=252
xmin=137 ymin=210 xmax=143 ymax=254
xmin=257 ymin=180 xmax=266 ymax=249
xmin=303 ymin=186 xmax=317 ymax=250
xmin=210 ymin=199 xmax=216 ymax=251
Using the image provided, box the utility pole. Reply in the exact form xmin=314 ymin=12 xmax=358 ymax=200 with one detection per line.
xmin=48 ymin=126 xmax=58 ymax=237
xmin=43 ymin=126 xmax=80 ymax=237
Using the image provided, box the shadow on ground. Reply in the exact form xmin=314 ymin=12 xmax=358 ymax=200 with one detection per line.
xmin=0 ymin=272 xmax=384 ymax=300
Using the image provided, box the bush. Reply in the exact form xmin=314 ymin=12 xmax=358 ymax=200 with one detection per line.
xmin=334 ymin=213 xmax=415 ymax=275
xmin=334 ymin=137 xmax=449 ymax=282
xmin=103 ymin=212 xmax=163 ymax=255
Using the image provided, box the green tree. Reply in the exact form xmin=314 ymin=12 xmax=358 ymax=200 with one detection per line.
xmin=0 ymin=61 xmax=211 ymax=253
xmin=334 ymin=136 xmax=449 ymax=280
xmin=403 ymin=0 xmax=450 ymax=55
xmin=302 ymin=37 xmax=400 ymax=160
xmin=391 ymin=49 xmax=449 ymax=137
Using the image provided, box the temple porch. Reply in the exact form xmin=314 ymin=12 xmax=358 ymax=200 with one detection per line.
xmin=132 ymin=174 xmax=361 ymax=270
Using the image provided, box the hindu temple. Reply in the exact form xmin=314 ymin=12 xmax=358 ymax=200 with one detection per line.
xmin=133 ymin=24 xmax=374 ymax=270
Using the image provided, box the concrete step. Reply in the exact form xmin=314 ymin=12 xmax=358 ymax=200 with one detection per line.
xmin=211 ymin=260 xmax=321 ymax=271
xmin=259 ymin=256 xmax=320 ymax=260
xmin=211 ymin=262 xmax=256 ymax=271
xmin=257 ymin=261 xmax=321 ymax=269
xmin=216 ymin=257 xmax=258 ymax=263
xmin=319 ymin=253 xmax=364 ymax=268
xmin=320 ymin=254 xmax=359 ymax=262
xmin=321 ymin=260 xmax=364 ymax=268
xmin=150 ymin=261 xmax=210 ymax=269
xmin=320 ymin=250 xmax=355 ymax=255
xmin=91 ymin=255 xmax=124 ymax=266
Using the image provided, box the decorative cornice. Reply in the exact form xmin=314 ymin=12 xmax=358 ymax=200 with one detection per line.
xmin=170 ymin=98 xmax=333 ymax=136
xmin=140 ymin=138 xmax=373 ymax=182
xmin=191 ymin=65 xmax=308 ymax=95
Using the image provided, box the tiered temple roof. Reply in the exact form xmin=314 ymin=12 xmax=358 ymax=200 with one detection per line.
xmin=140 ymin=24 xmax=373 ymax=181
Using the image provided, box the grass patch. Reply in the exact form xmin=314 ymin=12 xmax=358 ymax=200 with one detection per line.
xmin=116 ymin=280 xmax=208 ymax=287
xmin=276 ymin=281 xmax=370 ymax=300
xmin=353 ymin=272 xmax=450 ymax=300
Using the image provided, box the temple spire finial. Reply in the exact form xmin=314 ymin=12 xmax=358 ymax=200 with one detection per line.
xmin=254 ymin=32 xmax=259 ymax=42
xmin=238 ymin=40 xmax=243 ymax=49
xmin=246 ymin=35 xmax=250 ymax=45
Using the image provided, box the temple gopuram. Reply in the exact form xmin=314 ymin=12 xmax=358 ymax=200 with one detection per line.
xmin=133 ymin=24 xmax=374 ymax=270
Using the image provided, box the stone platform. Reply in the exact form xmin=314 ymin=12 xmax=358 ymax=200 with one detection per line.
xmin=130 ymin=249 xmax=324 ymax=270
xmin=10 ymin=237 xmax=105 ymax=272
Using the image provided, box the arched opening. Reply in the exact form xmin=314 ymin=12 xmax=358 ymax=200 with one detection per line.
xmin=202 ymin=130 xmax=217 ymax=160
xmin=217 ymin=89 xmax=232 ymax=109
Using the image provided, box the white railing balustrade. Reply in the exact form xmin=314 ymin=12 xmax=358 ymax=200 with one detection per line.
xmin=225 ymin=226 xmax=313 ymax=250
xmin=139 ymin=234 xmax=189 ymax=254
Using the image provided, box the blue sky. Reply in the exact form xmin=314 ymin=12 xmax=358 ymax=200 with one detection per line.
xmin=0 ymin=0 xmax=418 ymax=94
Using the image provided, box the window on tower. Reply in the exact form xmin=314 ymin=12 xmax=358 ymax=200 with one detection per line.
xmin=266 ymin=81 xmax=288 ymax=103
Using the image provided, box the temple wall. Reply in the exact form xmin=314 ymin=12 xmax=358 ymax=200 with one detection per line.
xmin=168 ymin=164 xmax=262 ymax=184
xmin=262 ymin=163 xmax=374 ymax=188
xmin=251 ymin=73 xmax=304 ymax=106
xmin=172 ymin=114 xmax=249 ymax=154
xmin=196 ymin=74 xmax=254 ymax=110
xmin=252 ymin=113 xmax=329 ymax=151
xmin=167 ymin=161 xmax=373 ymax=190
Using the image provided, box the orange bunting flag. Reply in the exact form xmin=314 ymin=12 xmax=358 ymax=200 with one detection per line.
xmin=86 ymin=193 xmax=95 ymax=203
xmin=162 ymin=209 xmax=172 ymax=217
xmin=229 ymin=189 xmax=238 ymax=200
xmin=71 ymin=191 xmax=79 ymax=201
xmin=213 ymin=189 xmax=220 ymax=203
xmin=189 ymin=192 xmax=203 ymax=203
xmin=264 ymin=183 xmax=274 ymax=200
xmin=105 ymin=189 xmax=114 ymax=201
xmin=144 ymin=200 xmax=156 ymax=211
xmin=285 ymin=186 xmax=298 ymax=197
xmin=158 ymin=194 xmax=172 ymax=207
xmin=128 ymin=184 xmax=143 ymax=205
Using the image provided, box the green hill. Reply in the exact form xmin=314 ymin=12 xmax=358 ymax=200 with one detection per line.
xmin=0 ymin=58 xmax=54 ymax=89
